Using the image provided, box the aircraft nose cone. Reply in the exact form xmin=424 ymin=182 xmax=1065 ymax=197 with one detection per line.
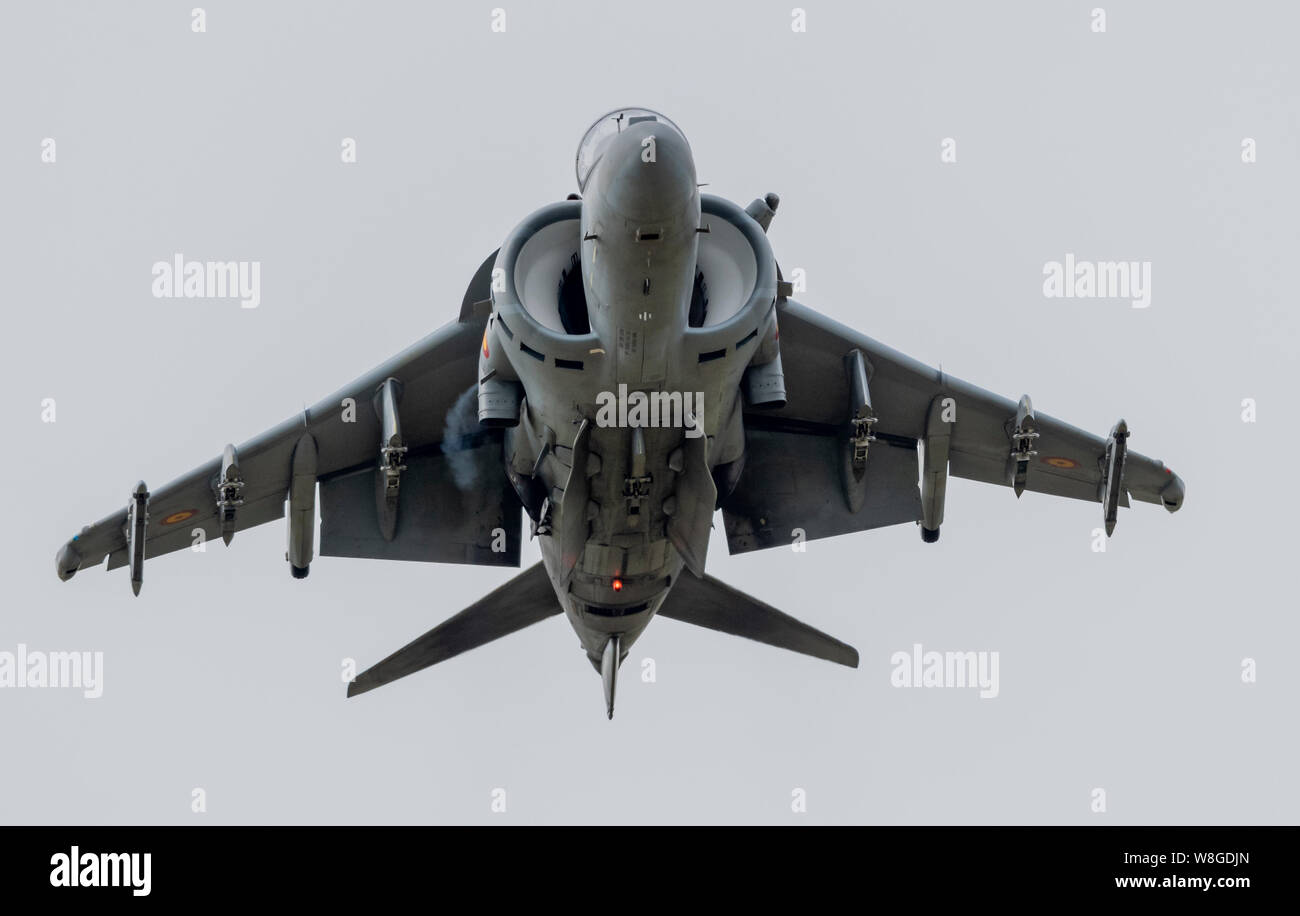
xmin=595 ymin=124 xmax=697 ymax=223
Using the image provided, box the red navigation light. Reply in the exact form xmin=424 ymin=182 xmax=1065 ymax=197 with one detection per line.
xmin=611 ymin=578 xmax=623 ymax=592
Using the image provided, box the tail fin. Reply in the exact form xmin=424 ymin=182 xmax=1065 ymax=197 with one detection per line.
xmin=657 ymin=573 xmax=859 ymax=667
xmin=347 ymin=562 xmax=560 ymax=697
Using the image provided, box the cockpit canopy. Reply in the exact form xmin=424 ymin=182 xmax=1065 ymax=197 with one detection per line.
xmin=575 ymin=108 xmax=686 ymax=193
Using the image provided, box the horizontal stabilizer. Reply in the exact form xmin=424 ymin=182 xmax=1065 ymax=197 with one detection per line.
xmin=657 ymin=573 xmax=858 ymax=667
xmin=347 ymin=562 xmax=560 ymax=697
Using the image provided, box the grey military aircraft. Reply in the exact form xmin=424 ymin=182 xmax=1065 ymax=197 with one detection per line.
xmin=56 ymin=108 xmax=1185 ymax=718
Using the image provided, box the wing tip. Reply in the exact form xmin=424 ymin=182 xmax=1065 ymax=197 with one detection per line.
xmin=55 ymin=541 xmax=80 ymax=582
xmin=1160 ymin=471 xmax=1186 ymax=513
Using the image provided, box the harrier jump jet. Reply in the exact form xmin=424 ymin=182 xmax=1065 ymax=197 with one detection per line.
xmin=55 ymin=108 xmax=1185 ymax=718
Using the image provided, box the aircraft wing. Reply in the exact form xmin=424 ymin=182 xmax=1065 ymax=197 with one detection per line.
xmin=721 ymin=297 xmax=1185 ymax=554
xmin=55 ymin=252 xmax=523 ymax=588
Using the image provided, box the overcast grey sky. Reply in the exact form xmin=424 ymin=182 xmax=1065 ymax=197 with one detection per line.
xmin=1 ymin=0 xmax=1296 ymax=824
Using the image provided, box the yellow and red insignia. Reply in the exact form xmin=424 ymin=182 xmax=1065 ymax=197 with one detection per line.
xmin=1042 ymin=456 xmax=1079 ymax=469
xmin=161 ymin=509 xmax=198 ymax=525
xmin=481 ymin=328 xmax=490 ymax=358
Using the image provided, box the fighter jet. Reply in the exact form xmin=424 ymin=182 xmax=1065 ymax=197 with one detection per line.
xmin=55 ymin=108 xmax=1185 ymax=718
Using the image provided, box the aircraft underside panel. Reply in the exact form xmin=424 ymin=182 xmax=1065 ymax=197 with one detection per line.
xmin=948 ymin=449 xmax=1129 ymax=507
xmin=319 ymin=440 xmax=523 ymax=567
xmin=766 ymin=299 xmax=1182 ymax=513
xmin=105 ymin=492 xmax=286 ymax=571
xmin=721 ymin=428 xmax=923 ymax=555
